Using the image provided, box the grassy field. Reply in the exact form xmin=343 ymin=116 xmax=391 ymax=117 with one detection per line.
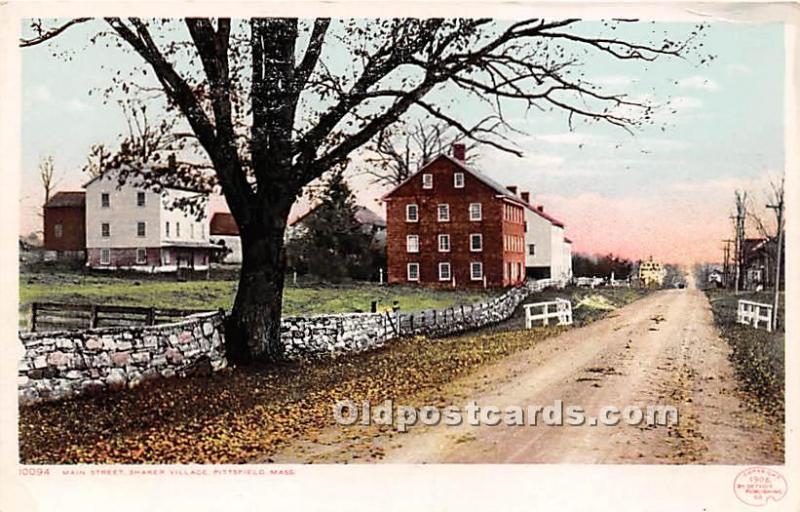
xmin=19 ymin=269 xmax=492 ymax=321
xmin=704 ymin=288 xmax=785 ymax=420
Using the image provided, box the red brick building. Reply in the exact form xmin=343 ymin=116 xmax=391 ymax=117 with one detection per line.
xmin=43 ymin=191 xmax=86 ymax=256
xmin=383 ymin=146 xmax=526 ymax=288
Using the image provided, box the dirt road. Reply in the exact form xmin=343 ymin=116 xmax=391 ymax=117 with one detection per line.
xmin=272 ymin=279 xmax=782 ymax=464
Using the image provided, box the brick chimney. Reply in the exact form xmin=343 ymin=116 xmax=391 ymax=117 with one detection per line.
xmin=506 ymin=185 xmax=518 ymax=195
xmin=452 ymin=143 xmax=466 ymax=162
xmin=520 ymin=191 xmax=530 ymax=204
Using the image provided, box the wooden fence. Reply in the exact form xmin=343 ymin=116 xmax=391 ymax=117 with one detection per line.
xmin=523 ymin=298 xmax=573 ymax=328
xmin=737 ymin=299 xmax=774 ymax=332
xmin=27 ymin=302 xmax=212 ymax=333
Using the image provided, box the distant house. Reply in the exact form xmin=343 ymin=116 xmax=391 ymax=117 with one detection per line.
xmin=708 ymin=268 xmax=724 ymax=287
xmin=638 ymin=258 xmax=666 ymax=287
xmin=742 ymin=237 xmax=784 ymax=290
xmin=84 ymin=167 xmax=216 ymax=271
xmin=42 ymin=191 xmax=86 ymax=260
xmin=209 ymin=212 xmax=241 ymax=264
xmin=382 ymin=144 xmax=526 ymax=288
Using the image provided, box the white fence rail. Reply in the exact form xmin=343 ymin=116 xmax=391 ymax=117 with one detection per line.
xmin=524 ymin=298 xmax=573 ymax=328
xmin=737 ymin=300 xmax=773 ymax=332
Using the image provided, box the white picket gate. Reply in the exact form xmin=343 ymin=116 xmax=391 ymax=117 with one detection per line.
xmin=524 ymin=298 xmax=573 ymax=328
xmin=737 ymin=300 xmax=773 ymax=332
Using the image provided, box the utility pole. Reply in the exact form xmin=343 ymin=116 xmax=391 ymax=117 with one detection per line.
xmin=767 ymin=180 xmax=784 ymax=329
xmin=733 ymin=191 xmax=747 ymax=294
xmin=722 ymin=239 xmax=734 ymax=288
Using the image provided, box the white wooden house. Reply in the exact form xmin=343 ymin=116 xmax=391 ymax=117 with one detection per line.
xmin=84 ymin=167 xmax=216 ymax=271
xmin=510 ymin=189 xmax=573 ymax=281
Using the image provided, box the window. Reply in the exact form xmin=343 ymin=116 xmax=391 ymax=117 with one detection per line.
xmin=406 ymin=204 xmax=419 ymax=222
xmin=176 ymin=222 xmax=181 ymax=238
xmin=165 ymin=221 xmax=170 ymax=237
xmin=101 ymin=193 xmax=110 ymax=208
xmin=470 ymin=233 xmax=483 ymax=252
xmin=101 ymin=223 xmax=110 ymax=238
xmin=407 ymin=262 xmax=420 ymax=281
xmin=470 ymin=262 xmax=483 ymax=281
xmin=201 ymin=224 xmax=205 ymax=238
xmin=437 ymin=204 xmax=450 ymax=222
xmin=136 ymin=248 xmax=147 ymax=264
xmin=100 ymin=248 xmax=110 ymax=265
xmin=191 ymin=223 xmax=195 ymax=239
xmin=137 ymin=222 xmax=146 ymax=237
xmin=406 ymin=234 xmax=419 ymax=253
xmin=162 ymin=249 xmax=171 ymax=265
xmin=438 ymin=234 xmax=450 ymax=252
xmin=529 ymin=244 xmax=536 ymax=256
xmin=454 ymin=172 xmax=464 ymax=188
xmin=439 ymin=262 xmax=451 ymax=281
xmin=54 ymin=223 xmax=63 ymax=238
xmin=422 ymin=173 xmax=433 ymax=189
xmin=469 ymin=203 xmax=482 ymax=221
xmin=137 ymin=191 xmax=146 ymax=207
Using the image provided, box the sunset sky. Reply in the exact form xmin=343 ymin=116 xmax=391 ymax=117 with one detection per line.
xmin=20 ymin=19 xmax=785 ymax=265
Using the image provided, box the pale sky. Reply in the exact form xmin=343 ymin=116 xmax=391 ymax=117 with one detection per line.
xmin=20 ymin=19 xmax=785 ymax=265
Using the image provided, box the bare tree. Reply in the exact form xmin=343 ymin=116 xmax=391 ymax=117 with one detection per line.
xmin=22 ymin=17 xmax=709 ymax=363
xmin=363 ymin=118 xmax=483 ymax=187
xmin=39 ymin=155 xmax=56 ymax=207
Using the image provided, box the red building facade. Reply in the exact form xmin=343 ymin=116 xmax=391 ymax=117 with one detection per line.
xmin=43 ymin=191 xmax=86 ymax=253
xmin=383 ymin=150 xmax=526 ymax=288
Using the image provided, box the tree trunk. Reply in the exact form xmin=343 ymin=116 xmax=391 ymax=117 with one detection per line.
xmin=224 ymin=203 xmax=292 ymax=364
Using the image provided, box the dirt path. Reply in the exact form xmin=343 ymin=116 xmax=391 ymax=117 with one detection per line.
xmin=268 ymin=279 xmax=782 ymax=464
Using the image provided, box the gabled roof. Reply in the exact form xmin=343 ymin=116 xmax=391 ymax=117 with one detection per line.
xmin=381 ymin=154 xmax=527 ymax=206
xmin=210 ymin=212 xmax=239 ymax=236
xmin=84 ymin=165 xmax=211 ymax=194
xmin=525 ymin=204 xmax=565 ymax=228
xmin=45 ymin=191 xmax=85 ymax=208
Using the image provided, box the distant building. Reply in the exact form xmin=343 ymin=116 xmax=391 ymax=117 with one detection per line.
xmin=638 ymin=258 xmax=666 ymax=287
xmin=209 ymin=212 xmax=242 ymax=264
xmin=742 ymin=237 xmax=784 ymax=290
xmin=84 ymin=167 xmax=216 ymax=271
xmin=707 ymin=268 xmax=724 ymax=287
xmin=210 ymin=205 xmax=386 ymax=265
xmin=382 ymin=144 xmax=526 ymax=288
xmin=42 ymin=191 xmax=86 ymax=260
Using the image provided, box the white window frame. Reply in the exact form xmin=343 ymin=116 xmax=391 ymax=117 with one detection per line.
xmin=470 ymin=262 xmax=483 ymax=281
xmin=470 ymin=233 xmax=483 ymax=252
xmin=136 ymin=248 xmax=147 ymax=264
xmin=406 ymin=234 xmax=419 ymax=253
xmin=137 ymin=191 xmax=146 ymax=207
xmin=101 ymin=222 xmax=110 ymax=238
xmin=454 ymin=172 xmax=465 ymax=188
xmin=437 ymin=203 xmax=450 ymax=222
xmin=438 ymin=262 xmax=452 ymax=281
xmin=137 ymin=221 xmax=146 ymax=238
xmin=406 ymin=204 xmax=419 ymax=222
xmin=54 ymin=223 xmax=63 ymax=238
xmin=438 ymin=234 xmax=450 ymax=252
xmin=407 ymin=262 xmax=420 ymax=281
xmin=101 ymin=192 xmax=110 ymax=208
xmin=469 ymin=202 xmax=482 ymax=221
xmin=100 ymin=248 xmax=111 ymax=265
xmin=422 ymin=173 xmax=433 ymax=189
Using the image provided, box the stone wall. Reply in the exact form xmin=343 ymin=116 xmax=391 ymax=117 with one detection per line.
xmin=18 ymin=312 xmax=226 ymax=405
xmin=279 ymin=278 xmax=564 ymax=357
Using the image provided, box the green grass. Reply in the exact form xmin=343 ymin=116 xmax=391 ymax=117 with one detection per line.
xmin=19 ymin=270 xmax=492 ymax=320
xmin=704 ymin=288 xmax=785 ymax=420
